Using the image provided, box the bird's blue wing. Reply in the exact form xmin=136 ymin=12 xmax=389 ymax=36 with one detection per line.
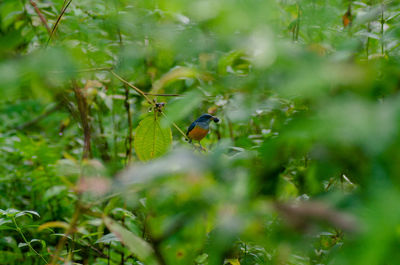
xmin=186 ymin=121 xmax=196 ymax=135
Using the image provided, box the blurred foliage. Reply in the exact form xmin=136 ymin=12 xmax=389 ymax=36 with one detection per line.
xmin=1 ymin=0 xmax=400 ymax=264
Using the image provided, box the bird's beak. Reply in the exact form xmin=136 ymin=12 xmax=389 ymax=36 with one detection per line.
xmin=212 ymin=116 xmax=219 ymax=123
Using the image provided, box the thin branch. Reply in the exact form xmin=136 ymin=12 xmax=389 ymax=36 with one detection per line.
xmin=50 ymin=204 xmax=81 ymax=265
xmin=15 ymin=103 xmax=61 ymax=130
xmin=13 ymin=217 xmax=48 ymax=264
xmin=73 ymin=67 xmax=113 ymax=73
xmin=161 ymin=112 xmax=189 ymax=141
xmin=73 ymin=82 xmax=92 ymax=159
xmin=109 ymin=70 xmax=189 ymax=141
xmin=144 ymin=93 xmax=182 ymax=97
xmin=46 ymin=0 xmax=72 ymax=47
xmin=124 ymin=85 xmax=133 ymax=164
xmin=29 ymin=0 xmax=51 ymax=35
xmin=110 ymin=70 xmax=153 ymax=105
xmin=380 ymin=2 xmax=385 ymax=55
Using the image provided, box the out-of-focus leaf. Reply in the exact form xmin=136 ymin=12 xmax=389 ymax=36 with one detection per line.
xmin=117 ymin=149 xmax=205 ymax=186
xmin=103 ymin=216 xmax=159 ymax=265
xmin=38 ymin=221 xmax=69 ymax=232
xmin=151 ymin=66 xmax=202 ymax=93
xmin=95 ymin=233 xmax=120 ymax=244
xmin=15 ymin=210 xmax=40 ymax=219
xmin=43 ymin=186 xmax=67 ymax=201
xmin=161 ymin=90 xmax=203 ymax=126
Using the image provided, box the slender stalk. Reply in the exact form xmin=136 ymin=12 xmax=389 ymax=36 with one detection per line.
xmin=380 ymin=2 xmax=384 ymax=55
xmin=161 ymin=112 xmax=189 ymax=141
xmin=295 ymin=3 xmax=300 ymax=41
xmin=144 ymin=93 xmax=182 ymax=97
xmin=50 ymin=204 xmax=81 ymax=265
xmin=12 ymin=217 xmax=48 ymax=264
xmin=46 ymin=0 xmax=73 ymax=46
xmin=73 ymin=83 xmax=92 ymax=159
xmin=109 ymin=72 xmax=189 ymax=140
xmin=29 ymin=0 xmax=51 ymax=35
xmin=124 ymin=85 xmax=133 ymax=164
xmin=16 ymin=103 xmax=61 ymax=130
xmin=110 ymin=71 xmax=153 ymax=105
xmin=71 ymin=67 xmax=113 ymax=73
xmin=366 ymin=22 xmax=371 ymax=59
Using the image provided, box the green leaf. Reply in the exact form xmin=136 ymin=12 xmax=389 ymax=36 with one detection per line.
xmin=151 ymin=66 xmax=200 ymax=93
xmin=134 ymin=115 xmax=172 ymax=161
xmin=15 ymin=210 xmax=40 ymax=219
xmin=95 ymin=233 xmax=120 ymax=244
xmin=103 ymin=217 xmax=159 ymax=265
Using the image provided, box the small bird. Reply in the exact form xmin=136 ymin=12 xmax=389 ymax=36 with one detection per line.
xmin=186 ymin=114 xmax=219 ymax=147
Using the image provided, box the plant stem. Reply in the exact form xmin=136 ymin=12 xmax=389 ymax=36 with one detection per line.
xmin=29 ymin=0 xmax=51 ymax=35
xmin=161 ymin=112 xmax=189 ymax=141
xmin=73 ymin=82 xmax=92 ymax=159
xmin=366 ymin=22 xmax=370 ymax=59
xmin=12 ymin=217 xmax=48 ymax=264
xmin=381 ymin=2 xmax=384 ymax=55
xmin=110 ymin=70 xmax=190 ymax=141
xmin=46 ymin=0 xmax=73 ymax=46
xmin=124 ymin=85 xmax=133 ymax=163
xmin=50 ymin=203 xmax=81 ymax=265
xmin=144 ymin=93 xmax=182 ymax=97
xmin=110 ymin=70 xmax=153 ymax=105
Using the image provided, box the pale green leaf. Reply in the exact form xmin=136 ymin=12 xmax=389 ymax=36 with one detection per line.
xmin=134 ymin=115 xmax=172 ymax=161
xmin=103 ymin=217 xmax=159 ymax=265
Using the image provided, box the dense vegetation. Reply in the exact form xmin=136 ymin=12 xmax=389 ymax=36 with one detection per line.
xmin=1 ymin=0 xmax=400 ymax=264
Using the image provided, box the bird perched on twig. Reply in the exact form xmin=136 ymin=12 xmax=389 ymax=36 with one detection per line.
xmin=186 ymin=114 xmax=219 ymax=148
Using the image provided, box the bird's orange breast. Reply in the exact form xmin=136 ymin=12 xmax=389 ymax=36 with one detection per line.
xmin=188 ymin=126 xmax=209 ymax=141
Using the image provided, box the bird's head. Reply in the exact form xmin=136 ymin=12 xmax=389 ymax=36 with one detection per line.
xmin=198 ymin=114 xmax=220 ymax=123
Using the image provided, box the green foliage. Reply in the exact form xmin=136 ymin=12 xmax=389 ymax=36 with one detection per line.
xmin=1 ymin=0 xmax=400 ymax=264
xmin=134 ymin=115 xmax=172 ymax=161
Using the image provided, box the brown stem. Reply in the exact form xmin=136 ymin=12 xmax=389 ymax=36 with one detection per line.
xmin=110 ymin=70 xmax=153 ymax=105
xmin=47 ymin=0 xmax=72 ymax=46
xmin=29 ymin=0 xmax=51 ymax=35
xmin=381 ymin=3 xmax=385 ymax=55
xmin=15 ymin=103 xmax=61 ymax=130
xmin=108 ymin=70 xmax=189 ymax=142
xmin=124 ymin=85 xmax=133 ymax=164
xmin=295 ymin=3 xmax=300 ymax=41
xmin=144 ymin=93 xmax=182 ymax=97
xmin=50 ymin=204 xmax=81 ymax=265
xmin=366 ymin=22 xmax=370 ymax=59
xmin=73 ymin=83 xmax=92 ymax=159
xmin=95 ymin=103 xmax=111 ymax=162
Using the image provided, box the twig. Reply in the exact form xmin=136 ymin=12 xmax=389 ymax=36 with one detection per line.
xmin=161 ymin=112 xmax=189 ymax=141
xmin=124 ymin=85 xmax=133 ymax=164
xmin=15 ymin=103 xmax=61 ymax=130
xmin=380 ymin=2 xmax=385 ymax=55
xmin=13 ymin=217 xmax=48 ymax=264
xmin=46 ymin=0 xmax=72 ymax=46
xmin=366 ymin=22 xmax=371 ymax=59
xmin=73 ymin=82 xmax=92 ymax=159
xmin=109 ymin=70 xmax=189 ymax=141
xmin=144 ymin=93 xmax=182 ymax=97
xmin=110 ymin=70 xmax=153 ymax=105
xmin=73 ymin=67 xmax=113 ymax=73
xmin=295 ymin=3 xmax=300 ymax=41
xmin=29 ymin=0 xmax=51 ymax=35
xmin=50 ymin=204 xmax=81 ymax=265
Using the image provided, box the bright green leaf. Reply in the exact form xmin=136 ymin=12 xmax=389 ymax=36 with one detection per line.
xmin=134 ymin=115 xmax=172 ymax=161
